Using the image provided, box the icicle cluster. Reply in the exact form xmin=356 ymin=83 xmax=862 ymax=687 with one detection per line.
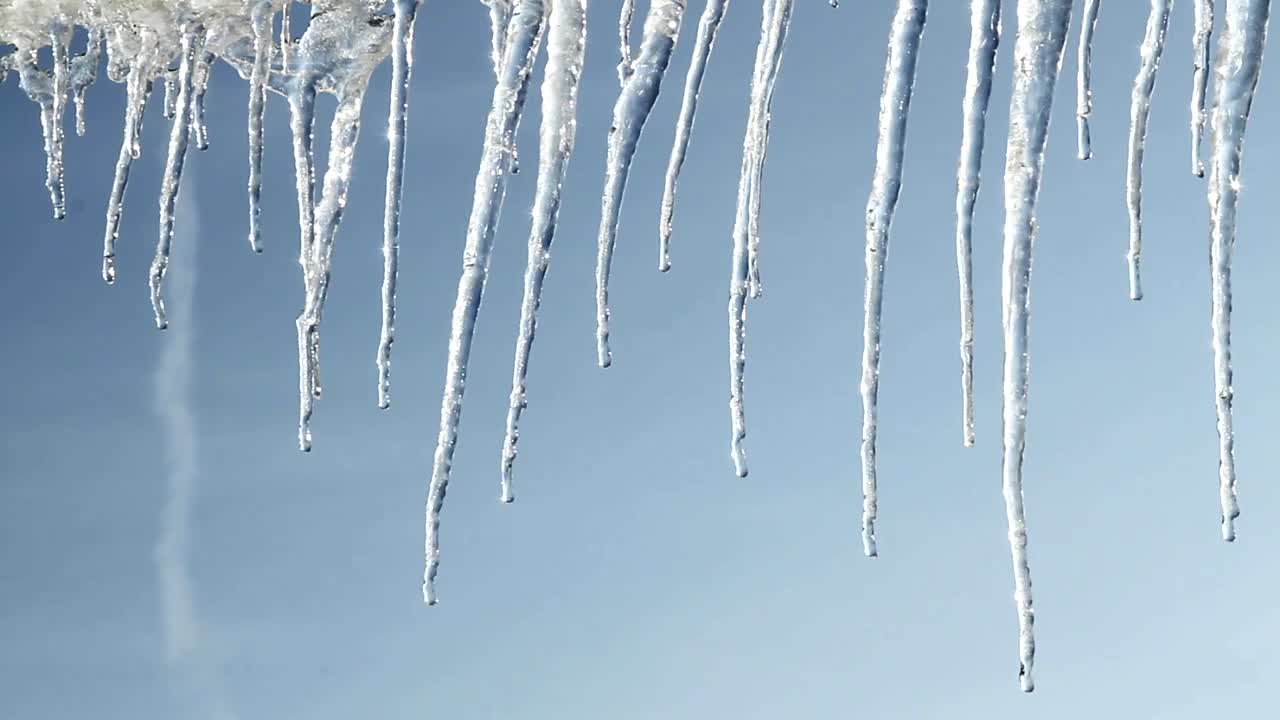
xmin=1 ymin=0 xmax=1274 ymax=693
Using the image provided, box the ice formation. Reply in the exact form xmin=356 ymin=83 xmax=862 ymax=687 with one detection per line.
xmin=1 ymin=0 xmax=1274 ymax=692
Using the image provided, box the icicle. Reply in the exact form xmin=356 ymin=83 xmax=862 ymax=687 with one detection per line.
xmin=163 ymin=67 xmax=179 ymax=118
xmin=955 ymin=0 xmax=1001 ymax=449
xmin=743 ymin=0 xmax=794 ymax=300
xmin=728 ymin=0 xmax=795 ymax=477
xmin=150 ymin=25 xmax=206 ymax=331
xmin=595 ymin=0 xmax=688 ymax=368
xmin=378 ymin=0 xmax=424 ymax=411
xmin=288 ymin=78 xmax=318 ymax=449
xmin=859 ymin=0 xmax=927 ymax=558
xmin=15 ymin=25 xmax=71 ymax=221
xmin=103 ymin=54 xmax=155 ymax=285
xmin=1075 ymin=0 xmax=1099 ymax=159
xmin=619 ymin=0 xmax=635 ymax=84
xmin=501 ymin=0 xmax=589 ymax=504
xmin=71 ymin=29 xmax=103 ymax=137
xmin=425 ymin=0 xmax=547 ymax=605
xmin=190 ymin=48 xmax=213 ymax=150
xmin=247 ymin=0 xmax=273 ymax=253
xmin=659 ymin=0 xmax=730 ymax=271
xmin=1000 ymin=0 xmax=1074 ymax=694
xmin=484 ymin=0 xmax=513 ymax=78
xmin=1207 ymin=0 xmax=1271 ymax=542
xmin=1125 ymin=0 xmax=1172 ymax=302
xmin=1191 ymin=0 xmax=1215 ymax=176
xmin=281 ymin=1 xmax=292 ymax=72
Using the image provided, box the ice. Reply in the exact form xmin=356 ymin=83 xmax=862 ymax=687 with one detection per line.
xmin=1125 ymin=0 xmax=1172 ymax=301
xmin=860 ymin=0 xmax=928 ymax=558
xmin=1190 ymin=0 xmax=1214 ymax=176
xmin=1075 ymin=0 xmax=1099 ymax=159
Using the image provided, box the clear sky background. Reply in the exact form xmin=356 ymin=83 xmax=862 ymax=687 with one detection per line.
xmin=3 ymin=2 xmax=1280 ymax=718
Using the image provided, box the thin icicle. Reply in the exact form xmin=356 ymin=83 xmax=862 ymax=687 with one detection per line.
xmin=150 ymin=25 xmax=206 ymax=331
xmin=501 ymin=0 xmax=589 ymax=504
xmin=378 ymin=0 xmax=424 ymax=411
xmin=1191 ymin=0 xmax=1215 ymax=176
xmin=659 ymin=0 xmax=730 ymax=271
xmin=595 ymin=0 xmax=688 ymax=368
xmin=14 ymin=26 xmax=71 ymax=221
xmin=1207 ymin=0 xmax=1270 ymax=543
xmin=743 ymin=0 xmax=794 ymax=300
xmin=955 ymin=0 xmax=1001 ymax=449
xmin=1000 ymin=0 xmax=1074 ymax=694
xmin=281 ymin=1 xmax=292 ymax=72
xmin=619 ymin=0 xmax=635 ymax=84
xmin=728 ymin=0 xmax=795 ymax=477
xmin=484 ymin=0 xmax=513 ymax=78
xmin=247 ymin=0 xmax=273 ymax=253
xmin=859 ymin=0 xmax=927 ymax=558
xmin=103 ymin=54 xmax=155 ymax=284
xmin=1076 ymin=0 xmax=1099 ymax=159
xmin=163 ymin=67 xmax=179 ymax=118
xmin=71 ymin=29 xmax=103 ymax=138
xmin=424 ymin=0 xmax=547 ymax=606
xmin=190 ymin=48 xmax=214 ymax=150
xmin=1126 ymin=0 xmax=1173 ymax=302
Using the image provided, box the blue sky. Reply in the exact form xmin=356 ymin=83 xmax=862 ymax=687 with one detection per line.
xmin=3 ymin=2 xmax=1280 ymax=718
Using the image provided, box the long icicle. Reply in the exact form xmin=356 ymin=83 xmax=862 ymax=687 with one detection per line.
xmin=595 ymin=0 xmax=689 ymax=368
xmin=859 ymin=0 xmax=928 ymax=558
xmin=103 ymin=52 xmax=155 ymax=284
xmin=1207 ymin=0 xmax=1271 ymax=542
xmin=288 ymin=78 xmax=319 ymax=451
xmin=425 ymin=0 xmax=547 ymax=606
xmin=1191 ymin=0 xmax=1215 ymax=176
xmin=1000 ymin=0 xmax=1074 ymax=694
xmin=246 ymin=0 xmax=273 ymax=253
xmin=501 ymin=0 xmax=589 ymax=504
xmin=150 ymin=24 xmax=206 ymax=331
xmin=377 ymin=0 xmax=424 ymax=411
xmin=1075 ymin=0 xmax=1100 ymax=159
xmin=728 ymin=0 xmax=795 ymax=478
xmin=1126 ymin=0 xmax=1173 ymax=302
xmin=659 ymin=0 xmax=731 ymax=271
xmin=744 ymin=0 xmax=795 ymax=300
xmin=954 ymin=0 xmax=1001 ymax=449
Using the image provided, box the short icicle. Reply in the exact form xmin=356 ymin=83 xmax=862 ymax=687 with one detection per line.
xmin=954 ymin=0 xmax=1001 ymax=448
xmin=728 ymin=0 xmax=796 ymax=478
xmin=190 ymin=48 xmax=214 ymax=150
xmin=619 ymin=0 xmax=635 ymax=84
xmin=1075 ymin=0 xmax=1100 ymax=159
xmin=659 ymin=0 xmax=731 ymax=271
xmin=1126 ymin=0 xmax=1173 ymax=302
xmin=150 ymin=25 xmax=206 ymax=331
xmin=103 ymin=52 xmax=155 ymax=285
xmin=1191 ymin=0 xmax=1215 ymax=176
xmin=425 ymin=0 xmax=548 ymax=605
xmin=377 ymin=0 xmax=425 ymax=411
xmin=71 ymin=29 xmax=102 ymax=138
xmin=501 ymin=0 xmax=589 ymax=504
xmin=999 ymin=0 xmax=1075 ymax=694
xmin=1206 ymin=0 xmax=1271 ymax=542
xmin=595 ymin=0 xmax=689 ymax=368
xmin=859 ymin=0 xmax=928 ymax=558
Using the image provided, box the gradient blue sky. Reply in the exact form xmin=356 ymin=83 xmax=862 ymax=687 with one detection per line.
xmin=3 ymin=2 xmax=1280 ymax=718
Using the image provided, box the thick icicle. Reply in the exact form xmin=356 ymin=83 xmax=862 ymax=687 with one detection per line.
xmin=1207 ymin=0 xmax=1270 ymax=542
xmin=103 ymin=53 xmax=155 ymax=285
xmin=1126 ymin=0 xmax=1173 ymax=302
xmin=1075 ymin=0 xmax=1099 ymax=159
xmin=595 ymin=0 xmax=688 ymax=368
xmin=955 ymin=0 xmax=1001 ymax=448
xmin=246 ymin=0 xmax=273 ymax=253
xmin=1000 ymin=0 xmax=1074 ymax=694
xmin=659 ymin=0 xmax=730 ymax=271
xmin=1191 ymin=0 xmax=1215 ymax=176
xmin=377 ymin=0 xmax=424 ymax=411
xmin=727 ymin=0 xmax=795 ymax=477
xmin=859 ymin=0 xmax=927 ymax=558
xmin=501 ymin=0 xmax=589 ymax=504
xmin=150 ymin=25 xmax=206 ymax=331
xmin=424 ymin=0 xmax=547 ymax=605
